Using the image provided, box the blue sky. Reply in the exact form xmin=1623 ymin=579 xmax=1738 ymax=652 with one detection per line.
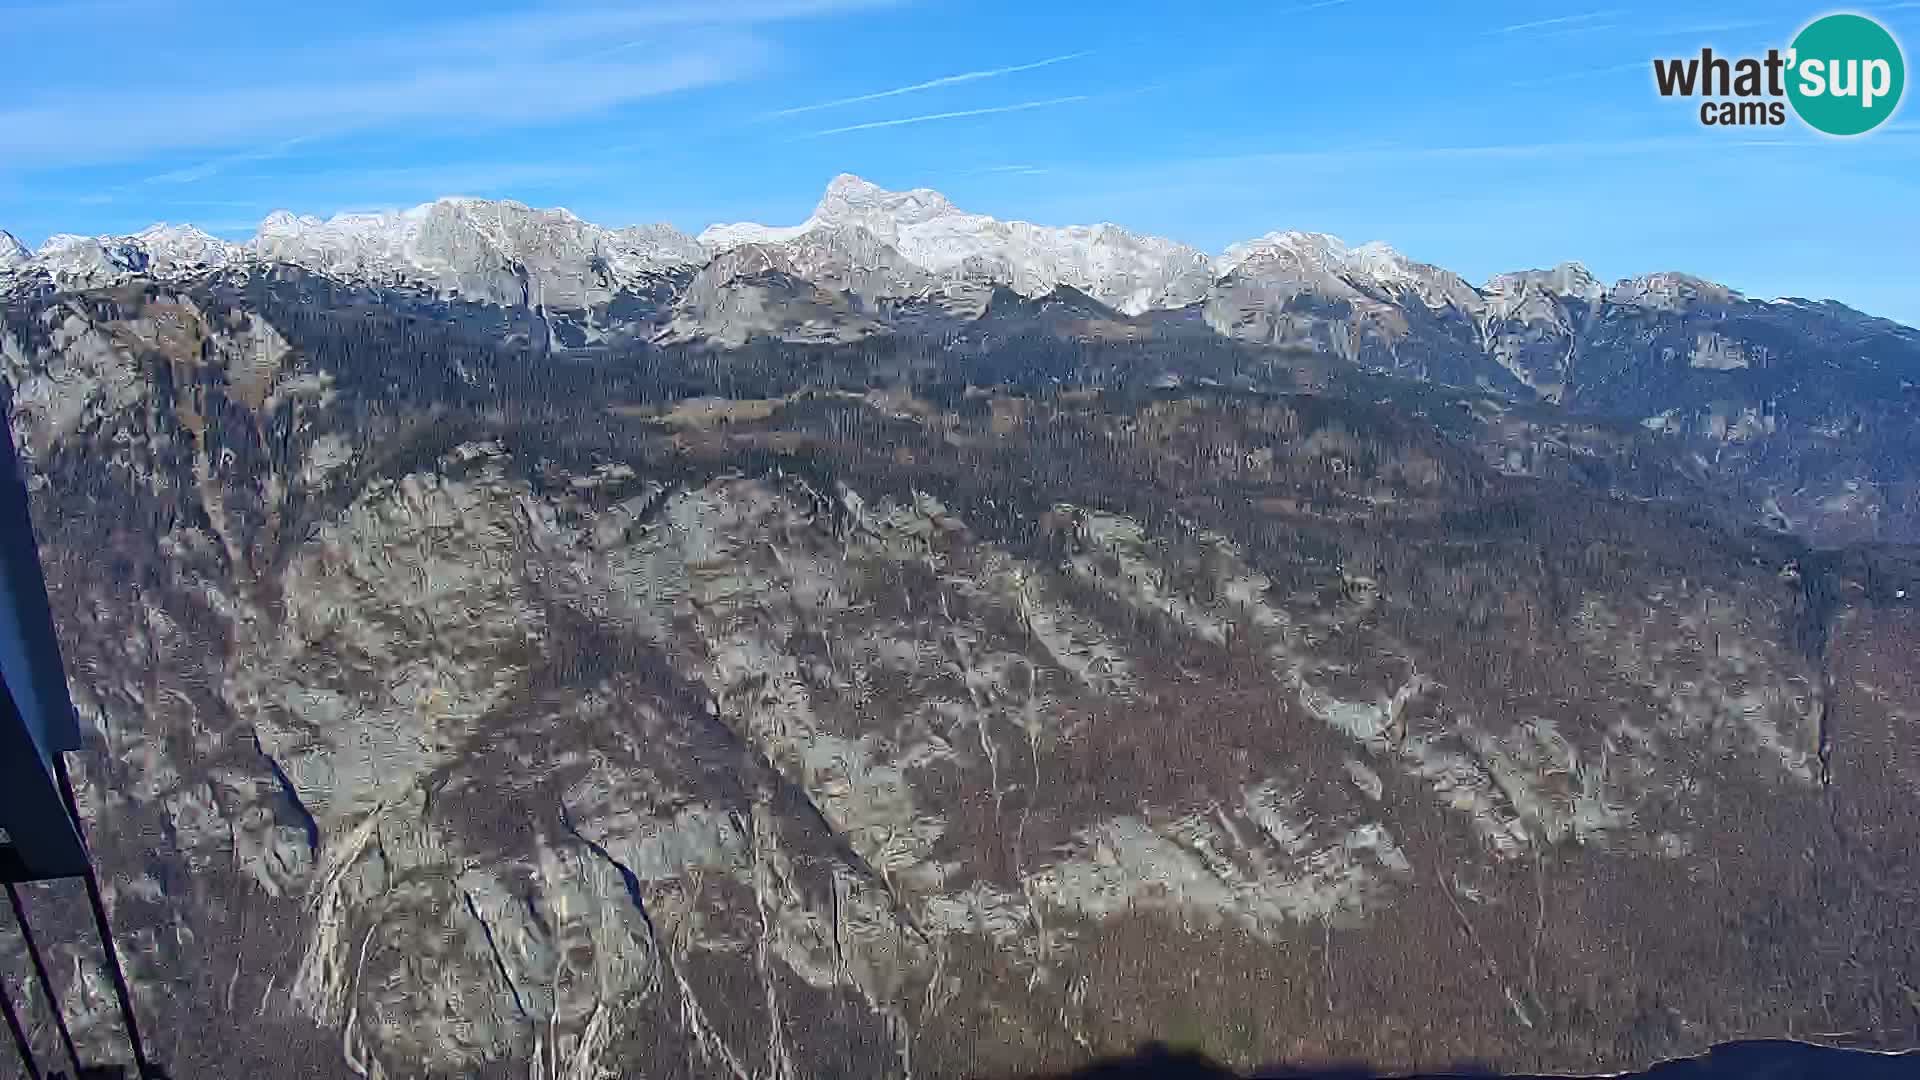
xmin=3 ymin=0 xmax=1917 ymax=323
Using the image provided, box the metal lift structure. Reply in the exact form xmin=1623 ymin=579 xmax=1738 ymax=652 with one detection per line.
xmin=0 ymin=414 xmax=158 ymax=1079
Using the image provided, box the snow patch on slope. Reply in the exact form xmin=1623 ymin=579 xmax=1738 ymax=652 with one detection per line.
xmin=702 ymin=174 xmax=1215 ymax=315
xmin=1217 ymin=230 xmax=1481 ymax=311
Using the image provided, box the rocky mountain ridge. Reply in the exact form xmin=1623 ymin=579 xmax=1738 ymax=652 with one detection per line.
xmin=7 ymin=176 xmax=1918 ymax=549
xmin=1 ymin=239 xmax=1918 ymax=1078
xmin=7 ymin=174 xmax=1880 ymax=332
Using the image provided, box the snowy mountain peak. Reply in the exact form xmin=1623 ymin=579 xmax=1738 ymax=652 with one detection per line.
xmin=1346 ymin=240 xmax=1439 ymax=287
xmin=36 ymin=233 xmax=98 ymax=257
xmin=28 ymin=232 xmax=149 ymax=284
xmin=130 ymin=223 xmax=243 ymax=272
xmin=4 ymin=181 xmax=1793 ymax=329
xmin=814 ymin=173 xmax=958 ymax=235
xmin=0 ymin=229 xmax=29 ymax=269
xmin=248 ymin=197 xmax=704 ymax=305
xmin=820 ymin=172 xmax=886 ymax=201
xmin=1484 ymin=262 xmax=1604 ymax=302
xmin=0 ymin=197 xmax=707 ymax=306
xmin=1549 ymin=260 xmax=1602 ymax=297
xmin=252 ymin=204 xmax=424 ymax=280
xmin=703 ymin=175 xmax=1213 ymax=315
xmin=1213 ymin=230 xmax=1477 ymax=309
xmin=1216 ymin=230 xmax=1407 ymax=282
xmin=133 ymin=222 xmax=224 ymax=244
xmin=1609 ymin=271 xmax=1739 ymax=311
xmin=602 ymin=223 xmax=708 ymax=277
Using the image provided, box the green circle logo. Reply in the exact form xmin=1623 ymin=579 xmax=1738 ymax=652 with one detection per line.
xmin=1787 ymin=13 xmax=1905 ymax=135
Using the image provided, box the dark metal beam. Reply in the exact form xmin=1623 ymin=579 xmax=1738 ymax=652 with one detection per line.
xmin=6 ymin=882 xmax=81 ymax=1075
xmin=0 ymin=411 xmax=89 ymax=883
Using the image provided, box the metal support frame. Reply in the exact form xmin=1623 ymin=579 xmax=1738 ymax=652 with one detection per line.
xmin=5 ymin=882 xmax=80 ymax=1075
xmin=3 ymin=376 xmax=160 ymax=1077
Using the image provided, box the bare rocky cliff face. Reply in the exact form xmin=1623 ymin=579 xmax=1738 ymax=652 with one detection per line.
xmin=0 ymin=273 xmax=1917 ymax=1079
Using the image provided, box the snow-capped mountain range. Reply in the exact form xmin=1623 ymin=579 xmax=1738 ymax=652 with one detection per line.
xmin=1 ymin=173 xmax=1789 ymax=323
xmin=5 ymin=173 xmax=1919 ymax=549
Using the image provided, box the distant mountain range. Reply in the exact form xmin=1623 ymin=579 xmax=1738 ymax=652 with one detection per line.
xmin=6 ymin=177 xmax=1920 ymax=1080
xmin=6 ymin=175 xmax=1918 ymax=545
xmin=11 ymin=174 xmax=1910 ymax=335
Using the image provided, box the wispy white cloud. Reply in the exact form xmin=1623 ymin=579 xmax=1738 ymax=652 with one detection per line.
xmin=0 ymin=0 xmax=890 ymax=170
xmin=0 ymin=0 xmax=188 ymax=26
xmin=1 ymin=49 xmax=760 ymax=168
xmin=1645 ymin=19 xmax=1773 ymax=37
xmin=767 ymin=51 xmax=1089 ymax=117
xmin=61 ymin=136 xmax=316 ymax=206
xmin=1506 ymin=60 xmax=1646 ymax=88
xmin=1494 ymin=10 xmax=1618 ymax=34
xmin=1130 ymin=134 xmax=1843 ymax=176
xmin=970 ymin=163 xmax=1051 ymax=176
xmin=267 ymin=160 xmax=619 ymax=198
xmin=1535 ymin=20 xmax=1621 ymax=39
xmin=362 ymin=0 xmax=899 ymax=62
xmin=806 ymin=95 xmax=1089 ymax=136
xmin=144 ymin=137 xmax=312 ymax=185
xmin=154 ymin=198 xmax=283 ymax=209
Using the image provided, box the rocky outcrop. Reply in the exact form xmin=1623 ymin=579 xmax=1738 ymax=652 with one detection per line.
xmin=5 ymin=278 xmax=1915 ymax=1077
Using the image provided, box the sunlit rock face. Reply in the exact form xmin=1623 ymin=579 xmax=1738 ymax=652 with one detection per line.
xmin=1 ymin=273 xmax=1915 ymax=1080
